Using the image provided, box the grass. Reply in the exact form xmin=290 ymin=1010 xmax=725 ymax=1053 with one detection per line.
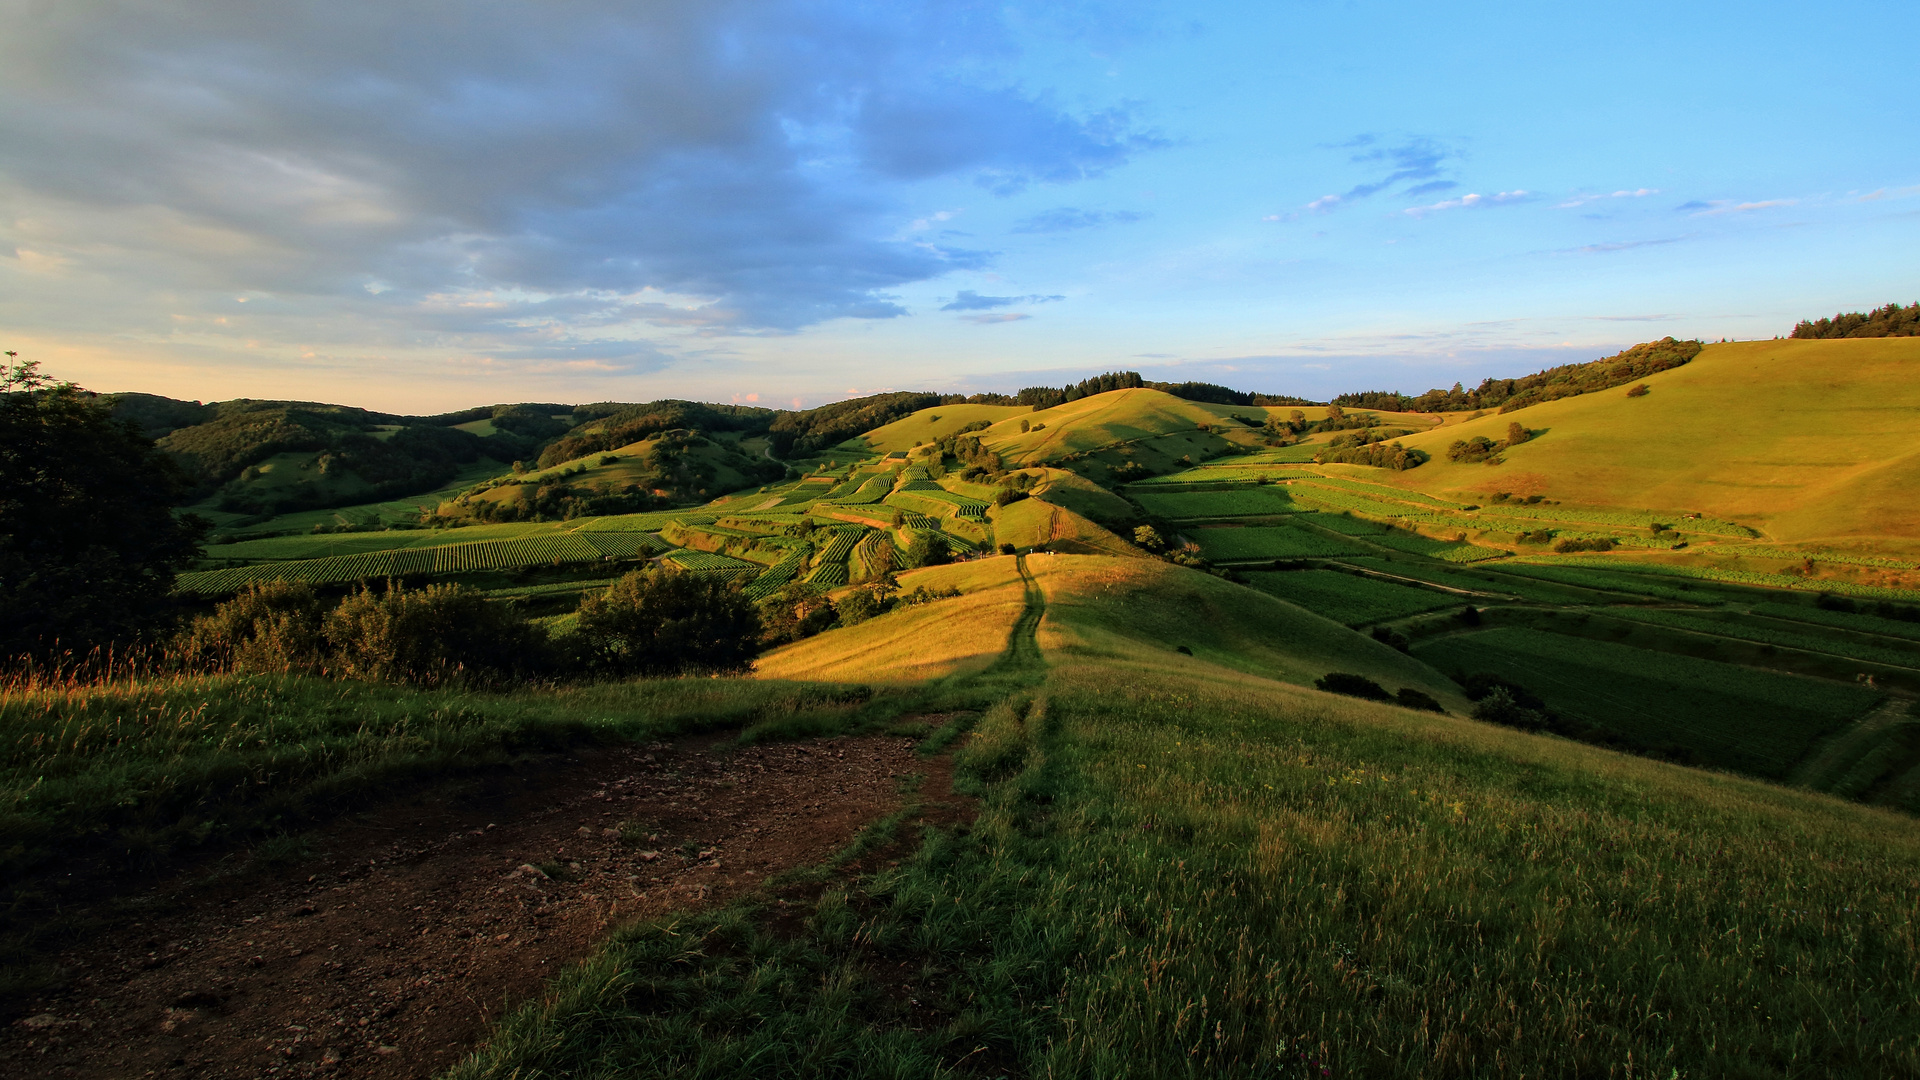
xmin=1244 ymin=569 xmax=1459 ymax=626
xmin=453 ymin=630 xmax=1920 ymax=1079
xmin=1133 ymin=486 xmax=1301 ymax=519
xmin=1411 ymin=626 xmax=1882 ymax=779
xmin=1383 ymin=338 xmax=1920 ymax=551
xmin=1190 ymin=524 xmax=1368 ymax=561
xmin=753 ymin=558 xmax=1033 ymax=684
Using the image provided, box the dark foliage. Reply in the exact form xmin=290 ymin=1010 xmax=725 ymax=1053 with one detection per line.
xmin=1015 ymin=371 xmax=1145 ymax=409
xmin=767 ymin=392 xmax=941 ymax=457
xmin=575 ymin=570 xmax=763 ymax=675
xmin=1334 ymin=338 xmax=1703 ymax=414
xmin=538 ymin=400 xmax=773 ymax=469
xmin=901 ymin=531 xmax=952 ymax=569
xmin=756 ymin=584 xmax=838 ymax=647
xmin=1395 ymin=688 xmax=1445 ymax=713
xmin=1 ymin=360 xmax=208 ymax=659
xmin=177 ymin=580 xmax=328 ymax=672
xmin=930 ymin=432 xmax=1003 ymax=476
xmin=325 ymin=582 xmax=550 ymax=684
xmin=1553 ymin=537 xmax=1616 ymax=553
xmin=1791 ymin=302 xmax=1920 ymax=339
xmin=1314 ymin=672 xmax=1393 ymax=701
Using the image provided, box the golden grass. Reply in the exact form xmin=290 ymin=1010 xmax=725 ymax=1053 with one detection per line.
xmin=1025 ymin=554 xmax=1469 ymax=709
xmin=1385 ymin=338 xmax=1920 ymax=550
xmin=750 ymin=556 xmax=1030 ymax=683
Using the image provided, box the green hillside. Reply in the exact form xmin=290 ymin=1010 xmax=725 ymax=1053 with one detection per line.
xmin=1383 ymin=338 xmax=1920 ymax=555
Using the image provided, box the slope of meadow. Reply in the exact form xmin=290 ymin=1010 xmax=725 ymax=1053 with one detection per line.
xmin=1384 ymin=338 xmax=1920 ymax=552
xmin=457 ymin=555 xmax=1920 ymax=1080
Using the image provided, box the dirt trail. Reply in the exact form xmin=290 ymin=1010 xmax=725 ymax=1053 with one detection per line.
xmin=1 ymin=731 xmax=965 ymax=1080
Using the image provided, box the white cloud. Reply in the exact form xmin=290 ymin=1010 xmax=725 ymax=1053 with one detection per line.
xmin=1402 ymin=190 xmax=1531 ymax=218
xmin=1683 ymin=199 xmax=1797 ymax=217
xmin=1557 ymin=188 xmax=1658 ymax=209
xmin=1306 ymin=194 xmax=1342 ymax=213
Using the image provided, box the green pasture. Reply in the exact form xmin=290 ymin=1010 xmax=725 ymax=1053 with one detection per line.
xmin=1411 ymin=627 xmax=1881 ymax=779
xmin=456 ymin=653 xmax=1920 ymax=1079
xmin=1189 ymin=524 xmax=1368 ymax=562
xmin=1243 ymin=569 xmax=1458 ymax=626
xmin=1132 ymin=486 xmax=1300 ymax=519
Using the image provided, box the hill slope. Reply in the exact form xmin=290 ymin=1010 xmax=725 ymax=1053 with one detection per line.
xmin=1382 ymin=338 xmax=1920 ymax=551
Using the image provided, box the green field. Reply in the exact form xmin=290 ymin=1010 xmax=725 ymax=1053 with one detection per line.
xmin=1411 ymin=627 xmax=1882 ymax=778
xmin=1132 ymin=486 xmax=1300 ymax=518
xmin=1244 ymin=569 xmax=1460 ymax=626
xmin=1190 ymin=524 xmax=1369 ymax=561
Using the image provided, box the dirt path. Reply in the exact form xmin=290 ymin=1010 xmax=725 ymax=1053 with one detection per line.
xmin=1 ymin=731 xmax=964 ymax=1080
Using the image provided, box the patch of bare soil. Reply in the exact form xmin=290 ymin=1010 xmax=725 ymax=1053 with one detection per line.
xmin=0 ymin=732 xmax=965 ymax=1079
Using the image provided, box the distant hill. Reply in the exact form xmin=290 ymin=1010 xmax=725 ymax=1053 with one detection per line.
xmin=1380 ymin=337 xmax=1920 ymax=551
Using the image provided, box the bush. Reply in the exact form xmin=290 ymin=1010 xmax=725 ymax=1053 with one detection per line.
xmin=1395 ymin=688 xmax=1445 ymax=713
xmin=326 ymin=582 xmax=548 ymax=684
xmin=1626 ymin=383 xmax=1650 ymax=398
xmin=902 ymin=531 xmax=951 ymax=569
xmin=575 ymin=570 xmax=762 ymax=676
xmin=1314 ymin=672 xmax=1392 ymax=701
xmin=756 ymin=584 xmax=837 ymax=647
xmin=1553 ymin=537 xmax=1616 ymax=553
xmin=178 ymin=580 xmax=327 ymax=672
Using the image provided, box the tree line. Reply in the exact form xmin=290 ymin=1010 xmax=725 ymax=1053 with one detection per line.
xmin=1790 ymin=302 xmax=1919 ymax=339
xmin=1331 ymin=338 xmax=1704 ymax=415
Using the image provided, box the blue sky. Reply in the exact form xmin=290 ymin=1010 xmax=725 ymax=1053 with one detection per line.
xmin=2 ymin=0 xmax=1915 ymax=411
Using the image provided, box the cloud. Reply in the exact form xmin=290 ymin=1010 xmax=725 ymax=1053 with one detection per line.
xmin=1678 ymin=199 xmax=1797 ymax=217
xmin=941 ymin=290 xmax=1064 ymax=311
xmin=1340 ymin=136 xmax=1454 ymax=200
xmin=1306 ymin=194 xmax=1342 ymax=213
xmin=960 ymin=312 xmax=1031 ymax=323
xmin=0 ymin=0 xmax=1158 ymax=363
xmin=1557 ymin=188 xmax=1658 ymax=209
xmin=1010 ymin=207 xmax=1148 ymax=233
xmin=1564 ymin=237 xmax=1684 ymax=253
xmin=1402 ymin=190 xmax=1532 ymax=218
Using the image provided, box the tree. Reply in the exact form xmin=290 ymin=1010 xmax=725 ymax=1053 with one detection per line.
xmin=575 ymin=569 xmax=762 ymax=675
xmin=902 ymin=531 xmax=950 ymax=569
xmin=1133 ymin=525 xmax=1166 ymax=552
xmin=0 ymin=357 xmax=207 ymax=659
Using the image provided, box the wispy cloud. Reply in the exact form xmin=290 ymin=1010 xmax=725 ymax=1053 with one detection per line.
xmin=1402 ymin=190 xmax=1531 ymax=218
xmin=1678 ymin=199 xmax=1797 ymax=217
xmin=1558 ymin=237 xmax=1686 ymax=254
xmin=1307 ymin=194 xmax=1342 ymax=213
xmin=1557 ymin=188 xmax=1658 ymax=209
xmin=940 ymin=289 xmax=1064 ymax=311
xmin=1339 ymin=135 xmax=1455 ymax=200
xmin=1011 ymin=207 xmax=1147 ymax=233
xmin=960 ymin=312 xmax=1030 ymax=323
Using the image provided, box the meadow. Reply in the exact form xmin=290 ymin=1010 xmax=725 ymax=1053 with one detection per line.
xmin=1243 ymin=569 xmax=1460 ymax=626
xmin=1190 ymin=524 xmax=1369 ymax=562
xmin=1411 ymin=626 xmax=1882 ymax=778
xmin=454 ymin=616 xmax=1920 ymax=1079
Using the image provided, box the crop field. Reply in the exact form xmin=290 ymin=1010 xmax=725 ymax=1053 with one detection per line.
xmin=1287 ymin=484 xmax=1454 ymax=525
xmin=573 ymin=510 xmax=704 ymax=532
xmin=772 ymin=480 xmax=835 ymax=508
xmin=805 ymin=560 xmax=849 ymax=587
xmin=1363 ymin=530 xmax=1506 ymax=563
xmin=1188 ymin=524 xmax=1369 ymax=562
xmin=848 ymin=530 xmax=894 ymax=582
xmin=1604 ymin=607 xmax=1920 ymax=670
xmin=1523 ymin=556 xmax=1920 ymax=603
xmin=1411 ymin=627 xmax=1882 ymax=778
xmin=178 ymin=534 xmax=613 ymax=593
xmin=660 ymin=550 xmax=761 ymax=579
xmin=740 ymin=552 xmax=808 ymax=600
xmin=1243 ymin=569 xmax=1458 ymax=626
xmin=1750 ymin=601 xmax=1920 ymax=643
xmin=812 ymin=526 xmax=866 ymax=565
xmin=1131 ymin=486 xmax=1300 ymax=518
xmin=580 ymin=531 xmax=668 ymax=559
xmin=1130 ymin=465 xmax=1315 ymax=485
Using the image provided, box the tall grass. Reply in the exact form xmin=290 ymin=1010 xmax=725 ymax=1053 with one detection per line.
xmin=453 ymin=654 xmax=1920 ymax=1078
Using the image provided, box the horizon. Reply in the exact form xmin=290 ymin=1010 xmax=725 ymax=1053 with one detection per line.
xmin=3 ymin=1 xmax=1916 ymax=412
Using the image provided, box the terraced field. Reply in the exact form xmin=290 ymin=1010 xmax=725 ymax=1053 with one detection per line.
xmin=1244 ymin=569 xmax=1459 ymax=626
xmin=1189 ymin=524 xmax=1369 ymax=562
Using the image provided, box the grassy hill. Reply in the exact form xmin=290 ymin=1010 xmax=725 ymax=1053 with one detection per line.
xmin=1383 ymin=338 xmax=1920 ymax=554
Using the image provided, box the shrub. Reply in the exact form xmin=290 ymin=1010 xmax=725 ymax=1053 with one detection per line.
xmin=1395 ymin=688 xmax=1445 ymax=713
xmin=326 ymin=581 xmax=548 ymax=684
xmin=1518 ymin=529 xmax=1556 ymax=545
xmin=178 ymin=580 xmax=328 ymax=672
xmin=756 ymin=584 xmax=837 ymax=647
xmin=998 ymin=542 xmax=1017 ymax=555
xmin=573 ymin=570 xmax=761 ymax=676
xmin=1314 ymin=672 xmax=1392 ymax=701
xmin=1626 ymin=383 xmax=1650 ymax=398
xmin=901 ymin=531 xmax=951 ymax=569
xmin=1552 ymin=537 xmax=1616 ymax=553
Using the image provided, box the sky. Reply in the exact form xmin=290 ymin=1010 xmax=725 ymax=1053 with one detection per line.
xmin=3 ymin=0 xmax=1917 ymax=412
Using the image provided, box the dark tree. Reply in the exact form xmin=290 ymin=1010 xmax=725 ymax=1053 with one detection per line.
xmin=575 ymin=569 xmax=762 ymax=674
xmin=0 ymin=358 xmax=208 ymax=659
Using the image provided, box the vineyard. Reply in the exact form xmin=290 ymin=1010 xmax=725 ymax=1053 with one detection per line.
xmin=661 ymin=550 xmax=762 ymax=580
xmin=177 ymin=533 xmax=616 ymax=594
xmin=849 ymin=530 xmax=895 ymax=583
xmin=1132 ymin=487 xmax=1301 ymax=519
xmin=741 ymin=551 xmax=809 ymax=600
xmin=1189 ymin=524 xmax=1369 ymax=562
xmin=1244 ymin=569 xmax=1459 ymax=626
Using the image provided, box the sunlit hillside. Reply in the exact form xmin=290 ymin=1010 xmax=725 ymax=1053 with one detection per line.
xmin=1382 ymin=338 xmax=1920 ymax=553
